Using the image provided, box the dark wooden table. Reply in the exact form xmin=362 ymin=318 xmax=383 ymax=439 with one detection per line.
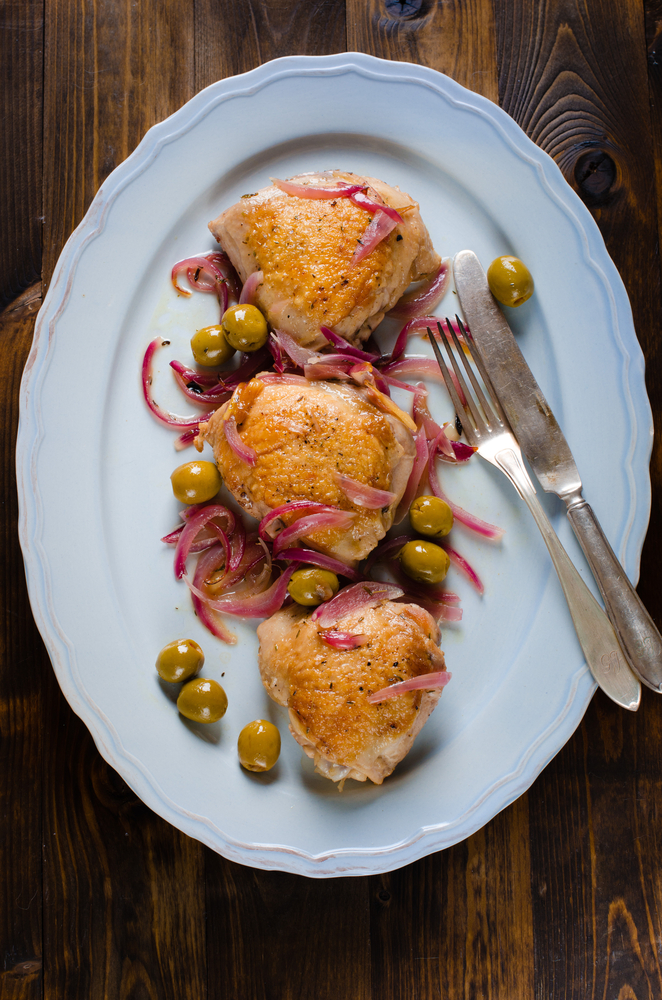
xmin=3 ymin=1 xmax=662 ymax=996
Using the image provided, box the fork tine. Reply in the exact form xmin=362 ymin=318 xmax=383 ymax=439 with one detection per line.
xmin=426 ymin=327 xmax=467 ymax=423
xmin=445 ymin=319 xmax=500 ymax=428
xmin=454 ymin=315 xmax=508 ymax=426
xmin=437 ymin=322 xmax=485 ymax=433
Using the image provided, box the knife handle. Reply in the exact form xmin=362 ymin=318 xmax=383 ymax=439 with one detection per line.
xmin=564 ymin=496 xmax=662 ymax=692
xmin=494 ymin=448 xmax=640 ymax=711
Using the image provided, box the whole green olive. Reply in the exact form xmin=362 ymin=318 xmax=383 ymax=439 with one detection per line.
xmin=287 ymin=568 xmax=340 ymax=607
xmin=191 ymin=324 xmax=236 ymax=367
xmin=156 ymin=638 xmax=204 ymax=683
xmin=221 ymin=304 xmax=269 ymax=352
xmin=237 ymin=719 xmax=281 ymax=772
xmin=400 ymin=539 xmax=451 ymax=585
xmin=409 ymin=495 xmax=454 ymax=538
xmin=171 ymin=460 xmax=222 ymax=504
xmin=177 ymin=678 xmax=228 ymax=723
xmin=487 ymin=255 xmax=534 ymax=307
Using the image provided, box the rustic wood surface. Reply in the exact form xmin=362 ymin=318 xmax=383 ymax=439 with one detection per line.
xmin=2 ymin=0 xmax=662 ymax=996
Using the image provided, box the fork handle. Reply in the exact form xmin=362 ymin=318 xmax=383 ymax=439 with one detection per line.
xmin=562 ymin=496 xmax=662 ymax=692
xmin=494 ymin=448 xmax=641 ymax=711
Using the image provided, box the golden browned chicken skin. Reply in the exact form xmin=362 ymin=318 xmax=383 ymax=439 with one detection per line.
xmin=208 ymin=171 xmax=440 ymax=348
xmin=199 ymin=376 xmax=415 ymax=565
xmin=257 ymin=600 xmax=446 ymax=786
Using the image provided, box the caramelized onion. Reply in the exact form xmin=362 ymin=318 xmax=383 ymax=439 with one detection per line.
xmin=311 ymin=582 xmax=404 ymax=629
xmin=142 ymin=338 xmax=205 ymax=429
xmin=389 ymin=259 xmax=450 ymax=320
xmin=271 ymin=177 xmax=364 ymax=199
xmin=337 ymin=474 xmax=396 ymax=509
xmin=428 ymin=459 xmax=503 ymax=540
xmin=367 ymin=671 xmax=452 ymax=704
xmin=319 ymin=630 xmax=369 ymax=650
xmin=224 ymin=415 xmax=257 ymax=466
xmin=239 ymin=270 xmax=264 ymax=305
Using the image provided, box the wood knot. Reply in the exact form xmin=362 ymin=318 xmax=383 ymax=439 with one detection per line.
xmin=383 ymin=0 xmax=429 ymax=19
xmin=377 ymin=889 xmax=391 ymax=903
xmin=574 ymin=149 xmax=617 ymax=207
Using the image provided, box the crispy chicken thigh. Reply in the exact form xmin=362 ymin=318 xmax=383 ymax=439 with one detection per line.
xmin=199 ymin=376 xmax=415 ymax=564
xmin=209 ymin=171 xmax=440 ymax=349
xmin=257 ymin=601 xmax=446 ymax=785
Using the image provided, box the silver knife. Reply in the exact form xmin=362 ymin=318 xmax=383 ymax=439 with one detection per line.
xmin=454 ymin=249 xmax=662 ymax=693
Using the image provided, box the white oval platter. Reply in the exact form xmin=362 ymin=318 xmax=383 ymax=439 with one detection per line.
xmin=17 ymin=53 xmax=652 ymax=877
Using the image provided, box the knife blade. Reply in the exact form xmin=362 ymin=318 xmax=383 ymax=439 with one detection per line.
xmin=453 ymin=249 xmax=662 ymax=693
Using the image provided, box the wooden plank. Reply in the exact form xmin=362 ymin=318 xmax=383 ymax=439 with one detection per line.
xmin=369 ymin=796 xmax=533 ymax=999
xmin=42 ymin=0 xmax=196 ymax=290
xmin=494 ymin=3 xmax=662 ymax=996
xmin=0 ymin=286 xmax=44 ymax=1000
xmin=346 ymin=0 xmax=500 ymax=102
xmin=0 ymin=2 xmax=43 ymax=308
xmin=195 ymin=0 xmax=347 ymax=90
xmin=39 ymin=2 xmax=209 ymax=996
xmin=205 ymin=856 xmax=371 ymax=1000
xmin=41 ymin=696 xmax=207 ymax=1000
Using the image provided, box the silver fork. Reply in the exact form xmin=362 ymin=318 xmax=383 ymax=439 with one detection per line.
xmin=428 ymin=321 xmax=641 ymax=711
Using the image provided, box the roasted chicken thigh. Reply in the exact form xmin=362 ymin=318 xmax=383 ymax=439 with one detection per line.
xmin=198 ymin=376 xmax=416 ymax=564
xmin=257 ymin=600 xmax=446 ymax=785
xmin=208 ymin=171 xmax=440 ymax=349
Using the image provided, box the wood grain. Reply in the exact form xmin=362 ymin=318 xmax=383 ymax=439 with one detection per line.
xmin=4 ymin=1 xmax=662 ymax=997
xmin=42 ymin=0 xmax=195 ymax=291
xmin=347 ymin=0 xmax=500 ymax=102
xmin=195 ymin=0 xmax=347 ymax=91
xmin=206 ymin=859 xmax=370 ymax=1000
xmin=0 ymin=2 xmax=43 ymax=308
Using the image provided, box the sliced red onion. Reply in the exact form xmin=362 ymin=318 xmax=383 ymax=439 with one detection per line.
xmin=367 ymin=671 xmax=452 ymax=703
xmin=273 ymin=510 xmax=356 ymax=556
xmin=381 ymin=374 xmax=417 ymax=393
xmin=271 ymin=330 xmax=321 ymax=367
xmin=394 ymin=426 xmax=429 ymax=523
xmin=142 ymin=338 xmax=204 ymax=429
xmin=350 ymin=211 xmax=398 ymax=267
xmin=274 ymin=548 xmax=362 ymax=582
xmin=319 ymin=630 xmax=369 ymax=650
xmin=388 ymin=317 xmax=439 ymax=363
xmin=400 ymin=597 xmax=462 ymax=623
xmin=430 ymin=427 xmax=456 ymax=461
xmin=363 ymin=535 xmax=411 ymax=575
xmin=170 ymin=365 xmax=226 ymax=407
xmin=191 ymin=543 xmax=237 ymax=643
xmin=169 ymin=361 xmax=220 ymax=388
xmin=186 ymin=566 xmax=295 ymax=618
xmin=311 ymin=582 xmax=404 ymax=628
xmin=412 ymin=383 xmax=442 ymax=437
xmin=239 ymin=270 xmax=264 ymax=305
xmin=428 ymin=460 xmax=504 ymax=540
xmin=349 ymin=189 xmax=403 ymax=224
xmin=441 ymin=543 xmax=484 ymax=595
xmin=348 ymin=362 xmax=392 ymax=396
xmin=452 ymin=441 xmax=475 ymax=462
xmin=259 ymin=501 xmax=344 ymax=541
xmin=389 ymin=260 xmax=450 ymax=320
xmin=173 ymin=505 xmax=235 ymax=579
xmin=224 ymin=415 xmax=257 ymax=466
xmin=380 ymin=356 xmax=447 ymax=384
xmin=272 ymin=177 xmax=364 ymax=199
xmin=174 ymin=427 xmax=199 ymax=451
xmin=171 ymin=253 xmax=229 ymax=316
xmin=337 ymin=474 xmax=396 ymax=509
xmin=320 ymin=327 xmax=379 ymax=361
xmin=304 ymin=363 xmax=352 ymax=382
xmin=256 ymin=371 xmax=309 ymax=386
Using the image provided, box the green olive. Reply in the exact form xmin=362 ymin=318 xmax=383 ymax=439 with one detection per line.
xmin=400 ymin=540 xmax=451 ymax=585
xmin=221 ymin=304 xmax=269 ymax=352
xmin=238 ymin=719 xmax=281 ymax=772
xmin=409 ymin=495 xmax=454 ymax=538
xmin=156 ymin=638 xmax=204 ymax=683
xmin=287 ymin=568 xmax=340 ymax=607
xmin=191 ymin=325 xmax=236 ymax=367
xmin=171 ymin=460 xmax=222 ymax=504
xmin=177 ymin=678 xmax=228 ymax=723
xmin=487 ymin=256 xmax=534 ymax=307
